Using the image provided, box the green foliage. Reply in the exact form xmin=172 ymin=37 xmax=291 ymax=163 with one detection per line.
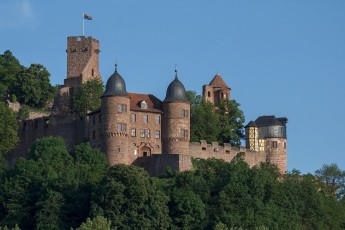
xmin=0 ymin=102 xmax=18 ymax=154
xmin=91 ymin=164 xmax=171 ymax=229
xmin=73 ymin=79 xmax=103 ymax=117
xmin=315 ymin=163 xmax=345 ymax=200
xmin=76 ymin=216 xmax=111 ymax=230
xmin=186 ymin=90 xmax=245 ymax=146
xmin=16 ymin=105 xmax=29 ymax=120
xmin=0 ymin=51 xmax=55 ymax=108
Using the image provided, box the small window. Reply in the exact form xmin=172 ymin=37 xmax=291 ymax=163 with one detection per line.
xmin=155 ymin=115 xmax=160 ymax=125
xmin=284 ymin=142 xmax=286 ymax=149
xmin=155 ymin=130 xmax=160 ymax=139
xmin=180 ymin=129 xmax=188 ymax=138
xmin=117 ymin=123 xmax=126 ymax=132
xmin=271 ymin=141 xmax=278 ymax=148
xmin=208 ymin=91 xmax=211 ymax=97
xmin=92 ymin=69 xmax=94 ymax=76
xmin=131 ymin=113 xmax=136 ymax=122
xmin=145 ymin=129 xmax=150 ymax=138
xmin=140 ymin=100 xmax=147 ymax=109
xmin=118 ymin=104 xmax=127 ymax=113
xmin=181 ymin=109 xmax=188 ymax=118
xmin=143 ymin=115 xmax=148 ymax=123
xmin=131 ymin=128 xmax=136 ymax=137
xmin=202 ymin=147 xmax=206 ymax=150
xmin=140 ymin=129 xmax=145 ymax=138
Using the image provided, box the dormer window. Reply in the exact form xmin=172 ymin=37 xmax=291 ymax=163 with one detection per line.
xmin=140 ymin=100 xmax=147 ymax=109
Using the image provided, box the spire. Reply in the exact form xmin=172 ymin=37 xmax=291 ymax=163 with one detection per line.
xmin=115 ymin=63 xmax=118 ymax=73
xmin=174 ymin=64 xmax=178 ymax=80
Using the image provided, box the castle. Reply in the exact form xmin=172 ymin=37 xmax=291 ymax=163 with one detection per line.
xmin=13 ymin=36 xmax=288 ymax=175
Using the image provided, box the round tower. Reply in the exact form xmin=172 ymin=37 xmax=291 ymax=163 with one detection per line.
xmin=162 ymin=70 xmax=190 ymax=155
xmin=255 ymin=116 xmax=288 ymax=173
xmin=101 ymin=65 xmax=130 ymax=165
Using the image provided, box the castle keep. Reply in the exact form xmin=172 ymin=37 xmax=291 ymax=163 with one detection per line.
xmin=14 ymin=36 xmax=288 ymax=175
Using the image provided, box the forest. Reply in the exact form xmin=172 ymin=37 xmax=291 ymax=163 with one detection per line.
xmin=1 ymin=51 xmax=345 ymax=229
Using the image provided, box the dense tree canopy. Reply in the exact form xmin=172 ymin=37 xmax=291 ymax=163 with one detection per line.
xmin=0 ymin=102 xmax=18 ymax=154
xmin=0 ymin=136 xmax=344 ymax=229
xmin=0 ymin=51 xmax=55 ymax=108
xmin=73 ymin=79 xmax=103 ymax=117
xmin=186 ymin=90 xmax=245 ymax=146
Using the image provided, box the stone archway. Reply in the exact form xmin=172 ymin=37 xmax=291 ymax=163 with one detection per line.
xmin=140 ymin=146 xmax=151 ymax=157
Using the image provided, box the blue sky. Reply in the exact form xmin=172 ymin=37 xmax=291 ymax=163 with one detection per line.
xmin=1 ymin=0 xmax=345 ymax=173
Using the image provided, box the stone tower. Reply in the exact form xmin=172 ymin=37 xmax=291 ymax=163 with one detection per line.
xmin=101 ymin=65 xmax=130 ymax=165
xmin=57 ymin=36 xmax=101 ymax=113
xmin=202 ymin=73 xmax=231 ymax=105
xmin=245 ymin=116 xmax=288 ymax=173
xmin=162 ymin=70 xmax=190 ymax=155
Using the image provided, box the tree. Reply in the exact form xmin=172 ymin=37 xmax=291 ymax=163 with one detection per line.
xmin=15 ymin=64 xmax=55 ymax=108
xmin=0 ymin=102 xmax=18 ymax=154
xmin=186 ymin=90 xmax=221 ymax=142
xmin=73 ymin=79 xmax=103 ymax=117
xmin=217 ymin=99 xmax=245 ymax=147
xmin=91 ymin=165 xmax=171 ymax=229
xmin=0 ymin=51 xmax=22 ymax=100
xmin=315 ymin=163 xmax=345 ymax=200
xmin=76 ymin=216 xmax=111 ymax=230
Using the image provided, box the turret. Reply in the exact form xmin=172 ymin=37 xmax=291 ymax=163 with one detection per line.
xmin=202 ymin=73 xmax=231 ymax=105
xmin=253 ymin=116 xmax=288 ymax=173
xmin=162 ymin=70 xmax=190 ymax=155
xmin=101 ymin=65 xmax=130 ymax=165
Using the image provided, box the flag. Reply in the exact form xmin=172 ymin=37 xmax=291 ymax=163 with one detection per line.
xmin=83 ymin=13 xmax=92 ymax=20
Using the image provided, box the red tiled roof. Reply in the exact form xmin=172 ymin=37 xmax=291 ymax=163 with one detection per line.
xmin=209 ymin=73 xmax=231 ymax=89
xmin=128 ymin=93 xmax=162 ymax=113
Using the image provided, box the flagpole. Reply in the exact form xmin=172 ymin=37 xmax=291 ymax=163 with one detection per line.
xmin=82 ymin=13 xmax=85 ymax=36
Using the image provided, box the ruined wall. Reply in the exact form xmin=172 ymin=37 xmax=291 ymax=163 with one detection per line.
xmin=188 ymin=140 xmax=267 ymax=167
xmin=11 ymin=114 xmax=85 ymax=163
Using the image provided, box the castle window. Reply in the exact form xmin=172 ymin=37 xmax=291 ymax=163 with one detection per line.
xmin=140 ymin=129 xmax=145 ymax=138
xmin=225 ymin=150 xmax=230 ymax=154
xmin=202 ymin=147 xmax=206 ymax=151
xmin=92 ymin=69 xmax=94 ymax=76
xmin=155 ymin=115 xmax=160 ymax=124
xmin=155 ymin=130 xmax=160 ymax=139
xmin=208 ymin=91 xmax=210 ymax=97
xmin=180 ymin=129 xmax=188 ymax=138
xmin=117 ymin=123 xmax=126 ymax=132
xmin=181 ymin=109 xmax=188 ymax=118
xmin=131 ymin=128 xmax=136 ymax=137
xmin=143 ymin=115 xmax=148 ymax=123
xmin=131 ymin=113 xmax=136 ymax=122
xmin=145 ymin=129 xmax=150 ymax=138
xmin=118 ymin=104 xmax=127 ymax=113
xmin=140 ymin=100 xmax=147 ymax=109
xmin=271 ymin=141 xmax=278 ymax=148
xmin=284 ymin=142 xmax=286 ymax=149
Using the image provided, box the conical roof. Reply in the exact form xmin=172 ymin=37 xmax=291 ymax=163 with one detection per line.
xmin=102 ymin=65 xmax=128 ymax=97
xmin=209 ymin=73 xmax=230 ymax=89
xmin=163 ymin=71 xmax=188 ymax=103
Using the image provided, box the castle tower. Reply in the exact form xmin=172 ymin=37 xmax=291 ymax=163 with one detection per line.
xmin=251 ymin=116 xmax=288 ymax=173
xmin=245 ymin=121 xmax=259 ymax=152
xmin=202 ymin=73 xmax=231 ymax=105
xmin=101 ymin=65 xmax=130 ymax=165
xmin=57 ymin=36 xmax=102 ymax=113
xmin=162 ymin=70 xmax=190 ymax=155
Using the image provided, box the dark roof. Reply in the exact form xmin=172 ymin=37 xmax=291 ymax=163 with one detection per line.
xmin=245 ymin=120 xmax=256 ymax=128
xmin=254 ymin=116 xmax=288 ymax=127
xmin=102 ymin=65 xmax=128 ymax=97
xmin=163 ymin=73 xmax=189 ymax=103
xmin=128 ymin=93 xmax=162 ymax=113
xmin=209 ymin=73 xmax=231 ymax=89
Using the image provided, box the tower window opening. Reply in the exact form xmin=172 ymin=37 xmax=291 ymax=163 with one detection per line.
xmin=155 ymin=130 xmax=160 ymax=139
xmin=92 ymin=69 xmax=94 ymax=76
xmin=118 ymin=104 xmax=127 ymax=113
xmin=181 ymin=109 xmax=188 ymax=118
xmin=143 ymin=115 xmax=148 ymax=123
xmin=208 ymin=91 xmax=211 ymax=97
xmin=180 ymin=129 xmax=188 ymax=138
xmin=271 ymin=141 xmax=278 ymax=148
xmin=116 ymin=123 xmax=126 ymax=132
xmin=131 ymin=128 xmax=136 ymax=137
xmin=155 ymin=115 xmax=160 ymax=124
xmin=131 ymin=113 xmax=136 ymax=122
